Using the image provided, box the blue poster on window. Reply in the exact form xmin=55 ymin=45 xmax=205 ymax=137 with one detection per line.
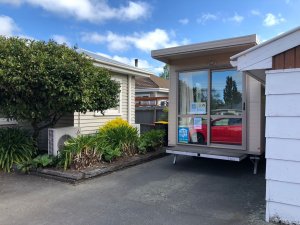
xmin=178 ymin=127 xmax=189 ymax=143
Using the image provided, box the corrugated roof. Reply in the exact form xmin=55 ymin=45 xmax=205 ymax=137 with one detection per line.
xmin=77 ymin=49 xmax=153 ymax=77
xmin=136 ymin=74 xmax=170 ymax=89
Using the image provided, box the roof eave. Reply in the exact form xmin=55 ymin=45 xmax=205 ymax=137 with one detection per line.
xmin=152 ymin=34 xmax=258 ymax=63
xmin=230 ymin=26 xmax=300 ymax=61
xmin=92 ymin=59 xmax=152 ymax=77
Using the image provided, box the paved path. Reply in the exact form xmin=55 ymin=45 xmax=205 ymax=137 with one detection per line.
xmin=0 ymin=156 xmax=271 ymax=225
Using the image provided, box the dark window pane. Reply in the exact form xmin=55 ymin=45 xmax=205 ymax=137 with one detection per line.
xmin=211 ymin=70 xmax=243 ymax=116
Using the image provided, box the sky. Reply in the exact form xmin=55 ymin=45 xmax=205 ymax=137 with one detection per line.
xmin=0 ymin=0 xmax=299 ymax=75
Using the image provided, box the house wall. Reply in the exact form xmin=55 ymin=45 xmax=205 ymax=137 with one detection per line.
xmin=273 ymin=46 xmax=300 ymax=69
xmin=74 ymin=73 xmax=135 ymax=134
xmin=265 ymin=68 xmax=300 ymax=224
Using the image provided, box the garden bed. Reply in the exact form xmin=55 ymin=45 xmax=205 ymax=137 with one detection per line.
xmin=30 ymin=148 xmax=166 ymax=184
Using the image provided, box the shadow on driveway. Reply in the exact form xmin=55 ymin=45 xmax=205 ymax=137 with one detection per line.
xmin=0 ymin=155 xmax=272 ymax=225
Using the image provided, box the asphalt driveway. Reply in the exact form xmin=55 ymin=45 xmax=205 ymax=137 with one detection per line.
xmin=0 ymin=155 xmax=270 ymax=225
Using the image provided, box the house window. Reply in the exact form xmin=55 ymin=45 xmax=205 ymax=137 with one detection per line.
xmin=95 ymin=78 xmax=122 ymax=116
xmin=0 ymin=117 xmax=18 ymax=125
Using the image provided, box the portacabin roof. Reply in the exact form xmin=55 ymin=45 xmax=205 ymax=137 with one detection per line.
xmin=151 ymin=34 xmax=258 ymax=63
xmin=77 ymin=49 xmax=153 ymax=77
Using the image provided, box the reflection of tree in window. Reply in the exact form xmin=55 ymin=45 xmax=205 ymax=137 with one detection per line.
xmin=223 ymin=76 xmax=242 ymax=108
xmin=211 ymin=89 xmax=224 ymax=110
xmin=193 ymin=86 xmax=207 ymax=102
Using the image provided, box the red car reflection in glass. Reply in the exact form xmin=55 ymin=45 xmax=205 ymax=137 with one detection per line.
xmin=189 ymin=118 xmax=242 ymax=145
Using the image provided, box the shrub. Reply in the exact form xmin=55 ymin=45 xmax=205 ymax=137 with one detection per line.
xmin=59 ymin=134 xmax=102 ymax=170
xmin=98 ymin=124 xmax=139 ymax=157
xmin=99 ymin=117 xmax=130 ymax=132
xmin=17 ymin=154 xmax=57 ymax=173
xmin=138 ymin=129 xmax=165 ymax=153
xmin=101 ymin=144 xmax=122 ymax=162
xmin=0 ymin=127 xmax=36 ymax=172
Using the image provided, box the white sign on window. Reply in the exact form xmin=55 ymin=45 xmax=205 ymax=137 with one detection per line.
xmin=190 ymin=102 xmax=206 ymax=115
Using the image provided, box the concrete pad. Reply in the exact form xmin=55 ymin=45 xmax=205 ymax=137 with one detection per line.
xmin=0 ymin=155 xmax=272 ymax=225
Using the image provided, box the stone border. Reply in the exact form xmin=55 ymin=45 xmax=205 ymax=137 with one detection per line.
xmin=30 ymin=149 xmax=166 ymax=184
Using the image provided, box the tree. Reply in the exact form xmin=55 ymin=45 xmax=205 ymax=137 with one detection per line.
xmin=159 ymin=64 xmax=169 ymax=79
xmin=0 ymin=37 xmax=120 ymax=141
xmin=223 ymin=76 xmax=242 ymax=108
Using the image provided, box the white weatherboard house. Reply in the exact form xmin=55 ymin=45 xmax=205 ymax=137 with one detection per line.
xmin=37 ymin=49 xmax=153 ymax=150
xmin=231 ymin=26 xmax=300 ymax=224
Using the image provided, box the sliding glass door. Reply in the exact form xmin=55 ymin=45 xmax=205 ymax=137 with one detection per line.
xmin=178 ymin=70 xmax=208 ymax=145
xmin=177 ymin=68 xmax=245 ymax=149
xmin=210 ymin=69 xmax=243 ymax=146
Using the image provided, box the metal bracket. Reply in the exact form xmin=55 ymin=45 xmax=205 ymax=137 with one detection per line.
xmin=250 ymin=156 xmax=260 ymax=175
xmin=173 ymin=155 xmax=177 ymax=165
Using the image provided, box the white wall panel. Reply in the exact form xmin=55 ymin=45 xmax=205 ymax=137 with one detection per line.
xmin=266 ymin=94 xmax=300 ymax=117
xmin=267 ymin=180 xmax=300 ymax=206
xmin=266 ymin=138 xmax=300 ymax=161
xmin=266 ymin=69 xmax=300 ymax=95
xmin=266 ymin=117 xmax=300 ymax=139
xmin=266 ymin=159 xmax=300 ymax=184
xmin=267 ymin=201 xmax=300 ymax=224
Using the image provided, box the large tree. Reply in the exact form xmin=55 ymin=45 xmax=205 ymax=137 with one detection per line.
xmin=0 ymin=37 xmax=120 ymax=140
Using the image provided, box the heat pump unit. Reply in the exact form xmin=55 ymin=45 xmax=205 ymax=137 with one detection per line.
xmin=48 ymin=127 xmax=80 ymax=156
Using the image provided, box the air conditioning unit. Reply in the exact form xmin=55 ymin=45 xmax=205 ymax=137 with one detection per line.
xmin=48 ymin=127 xmax=80 ymax=156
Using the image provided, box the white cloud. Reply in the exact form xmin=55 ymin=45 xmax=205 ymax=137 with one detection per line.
xmin=96 ymin=52 xmax=164 ymax=74
xmin=82 ymin=29 xmax=184 ymax=52
xmin=52 ymin=34 xmax=70 ymax=45
xmin=0 ymin=15 xmax=19 ymax=36
xmin=263 ymin=13 xmax=286 ymax=26
xmin=197 ymin=13 xmax=218 ymax=24
xmin=228 ymin=13 xmax=244 ymax=23
xmin=251 ymin=10 xmax=260 ymax=16
xmin=179 ymin=18 xmax=189 ymax=25
xmin=0 ymin=0 xmax=150 ymax=23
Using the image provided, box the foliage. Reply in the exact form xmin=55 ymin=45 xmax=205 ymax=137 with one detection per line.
xmin=0 ymin=127 xmax=36 ymax=172
xmin=17 ymin=154 xmax=57 ymax=173
xmin=138 ymin=129 xmax=165 ymax=153
xmin=59 ymin=134 xmax=102 ymax=170
xmin=98 ymin=124 xmax=139 ymax=157
xmin=99 ymin=117 xmax=130 ymax=132
xmin=158 ymin=107 xmax=168 ymax=121
xmin=159 ymin=64 xmax=170 ymax=80
xmin=0 ymin=37 xmax=120 ymax=140
xmin=223 ymin=76 xmax=242 ymax=108
xmin=101 ymin=144 xmax=122 ymax=162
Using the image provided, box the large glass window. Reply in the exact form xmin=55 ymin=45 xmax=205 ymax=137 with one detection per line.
xmin=210 ymin=70 xmax=243 ymax=146
xmin=178 ymin=71 xmax=208 ymax=115
xmin=178 ymin=70 xmax=208 ymax=145
xmin=178 ymin=69 xmax=244 ymax=147
xmin=211 ymin=70 xmax=243 ymax=116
